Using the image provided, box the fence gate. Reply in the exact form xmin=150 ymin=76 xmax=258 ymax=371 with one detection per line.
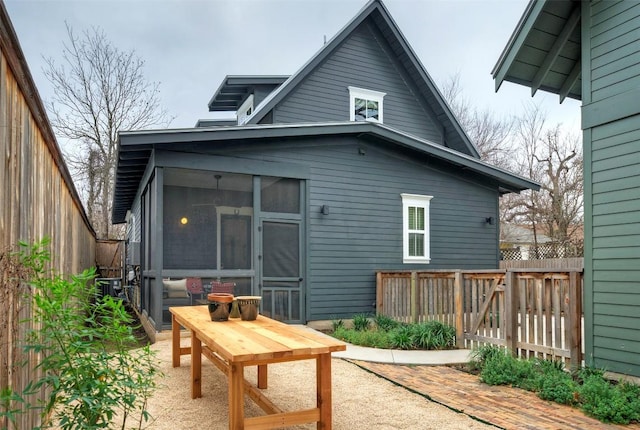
xmin=376 ymin=269 xmax=583 ymax=369
xmin=463 ymin=273 xmax=506 ymax=350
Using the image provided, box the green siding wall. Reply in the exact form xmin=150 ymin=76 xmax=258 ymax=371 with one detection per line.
xmin=585 ymin=0 xmax=640 ymax=377
xmin=590 ymin=2 xmax=640 ymax=102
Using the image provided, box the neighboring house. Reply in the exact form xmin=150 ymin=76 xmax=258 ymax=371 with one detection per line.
xmin=493 ymin=0 xmax=640 ymax=378
xmin=500 ymin=224 xmax=552 ymax=260
xmin=112 ymin=0 xmax=538 ymax=333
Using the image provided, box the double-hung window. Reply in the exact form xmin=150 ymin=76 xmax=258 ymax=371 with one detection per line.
xmin=401 ymin=193 xmax=432 ymax=264
xmin=348 ymin=86 xmax=385 ymax=123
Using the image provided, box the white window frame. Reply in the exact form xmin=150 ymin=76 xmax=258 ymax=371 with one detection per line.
xmin=401 ymin=193 xmax=432 ymax=264
xmin=237 ymin=94 xmax=254 ymax=125
xmin=348 ymin=86 xmax=386 ymax=123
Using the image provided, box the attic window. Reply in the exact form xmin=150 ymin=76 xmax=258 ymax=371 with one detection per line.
xmin=237 ymin=94 xmax=254 ymax=125
xmin=349 ymin=86 xmax=386 ymax=123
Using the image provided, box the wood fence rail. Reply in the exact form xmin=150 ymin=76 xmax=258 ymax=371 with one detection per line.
xmin=376 ymin=269 xmax=583 ymax=369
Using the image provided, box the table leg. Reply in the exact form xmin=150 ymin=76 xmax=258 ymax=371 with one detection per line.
xmin=257 ymin=364 xmax=268 ymax=389
xmin=316 ymin=354 xmax=332 ymax=430
xmin=171 ymin=314 xmax=180 ymax=368
xmin=191 ymin=333 xmax=202 ymax=399
xmin=229 ymin=362 xmax=244 ymax=430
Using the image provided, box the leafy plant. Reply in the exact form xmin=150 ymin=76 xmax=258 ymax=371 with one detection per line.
xmin=538 ymin=369 xmax=578 ymax=405
xmin=13 ymin=239 xmax=161 ymax=429
xmin=331 ymin=316 xmax=344 ymax=332
xmin=331 ymin=326 xmax=391 ymax=348
xmin=470 ymin=344 xmax=505 ymax=370
xmin=389 ymin=325 xmax=414 ymax=349
xmin=1 ymin=387 xmax=27 ymax=429
xmin=352 ymin=313 xmax=371 ymax=331
xmin=470 ymin=345 xmax=640 ymax=425
xmin=374 ymin=314 xmax=400 ymax=331
xmin=578 ymin=376 xmax=640 ymax=424
xmin=477 ymin=348 xmax=539 ymax=388
xmin=330 ymin=314 xmax=456 ymax=351
xmin=411 ymin=321 xmax=455 ymax=350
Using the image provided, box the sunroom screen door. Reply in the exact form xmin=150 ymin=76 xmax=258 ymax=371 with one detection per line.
xmin=260 ymin=219 xmax=303 ymax=323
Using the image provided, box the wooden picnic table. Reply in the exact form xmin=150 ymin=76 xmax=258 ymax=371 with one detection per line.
xmin=170 ymin=305 xmax=346 ymax=429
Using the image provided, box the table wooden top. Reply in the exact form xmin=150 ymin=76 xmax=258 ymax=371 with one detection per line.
xmin=170 ymin=305 xmax=346 ymax=364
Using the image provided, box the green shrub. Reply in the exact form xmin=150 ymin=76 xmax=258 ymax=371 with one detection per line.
xmin=352 ymin=313 xmax=371 ymax=331
xmin=470 ymin=345 xmax=504 ymax=370
xmin=579 ymin=376 xmax=640 ymax=424
xmin=374 ymin=314 xmax=400 ymax=331
xmin=411 ymin=321 xmax=455 ymax=350
xmin=479 ymin=350 xmax=535 ymax=386
xmin=538 ymin=370 xmax=578 ymax=405
xmin=331 ymin=315 xmax=456 ymax=351
xmin=11 ymin=239 xmax=160 ymax=429
xmin=330 ymin=316 xmax=344 ymax=332
xmin=470 ymin=346 xmax=640 ymax=425
xmin=389 ymin=325 xmax=414 ymax=349
xmin=332 ymin=326 xmax=391 ymax=348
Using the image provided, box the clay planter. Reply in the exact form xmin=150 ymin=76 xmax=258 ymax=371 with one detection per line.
xmin=207 ymin=293 xmax=234 ymax=321
xmin=235 ymin=296 xmax=261 ymax=321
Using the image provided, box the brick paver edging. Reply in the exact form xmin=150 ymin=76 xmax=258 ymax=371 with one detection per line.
xmin=348 ymin=360 xmax=640 ymax=430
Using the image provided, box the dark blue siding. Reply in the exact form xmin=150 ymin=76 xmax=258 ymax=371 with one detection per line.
xmin=274 ymin=21 xmax=444 ymax=144
xmin=212 ymin=135 xmax=498 ymax=320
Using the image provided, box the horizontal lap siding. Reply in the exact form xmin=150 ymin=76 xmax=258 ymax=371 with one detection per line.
xmin=590 ymin=3 xmax=640 ymax=102
xmin=590 ymin=106 xmax=640 ymax=375
xmin=274 ymin=20 xmax=443 ymax=144
xmin=223 ymin=136 xmax=498 ymax=320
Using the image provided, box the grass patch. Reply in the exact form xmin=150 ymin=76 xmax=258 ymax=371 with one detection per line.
xmin=469 ymin=345 xmax=640 ymax=424
xmin=329 ymin=314 xmax=455 ymax=351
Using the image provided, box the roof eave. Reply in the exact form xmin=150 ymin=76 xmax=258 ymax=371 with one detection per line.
xmin=207 ymin=75 xmax=290 ymax=112
xmin=491 ymin=0 xmax=544 ymax=92
xmin=113 ymin=122 xmax=538 ymax=222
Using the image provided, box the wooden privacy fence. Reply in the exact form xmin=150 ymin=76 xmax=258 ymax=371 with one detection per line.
xmin=376 ymin=269 xmax=583 ymax=368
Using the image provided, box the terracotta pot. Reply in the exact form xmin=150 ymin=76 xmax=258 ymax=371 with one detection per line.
xmin=207 ymin=293 xmax=234 ymax=303
xmin=207 ymin=293 xmax=234 ymax=321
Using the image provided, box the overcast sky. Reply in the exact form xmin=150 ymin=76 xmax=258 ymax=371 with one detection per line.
xmin=5 ymin=0 xmax=581 ymax=135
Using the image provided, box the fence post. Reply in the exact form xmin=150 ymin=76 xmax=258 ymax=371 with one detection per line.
xmin=568 ymin=270 xmax=583 ymax=370
xmin=375 ymin=272 xmax=382 ymax=316
xmin=454 ymin=271 xmax=464 ymax=349
xmin=410 ymin=272 xmax=418 ymax=324
xmin=504 ymin=270 xmax=519 ymax=356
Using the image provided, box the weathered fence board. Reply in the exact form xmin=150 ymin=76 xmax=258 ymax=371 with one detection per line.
xmin=500 ymin=257 xmax=584 ymax=270
xmin=376 ymin=269 xmax=584 ymax=368
xmin=1 ymin=6 xmax=96 ymax=428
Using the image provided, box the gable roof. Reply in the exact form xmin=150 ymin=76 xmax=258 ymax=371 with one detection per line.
xmin=245 ymin=0 xmax=480 ymax=158
xmin=208 ymin=75 xmax=289 ymax=111
xmin=501 ymin=224 xmax=552 ymax=245
xmin=112 ymin=121 xmax=539 ymax=223
xmin=492 ymin=0 xmax=582 ymax=103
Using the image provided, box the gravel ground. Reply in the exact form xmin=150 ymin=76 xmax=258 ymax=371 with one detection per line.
xmin=136 ymin=339 xmax=495 ymax=430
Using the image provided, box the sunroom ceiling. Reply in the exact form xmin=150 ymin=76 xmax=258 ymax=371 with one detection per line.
xmin=492 ymin=0 xmax=582 ymax=103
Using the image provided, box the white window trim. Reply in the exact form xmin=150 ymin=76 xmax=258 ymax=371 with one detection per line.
xmin=237 ymin=94 xmax=254 ymax=125
xmin=348 ymin=86 xmax=386 ymax=123
xmin=401 ymin=193 xmax=432 ymax=264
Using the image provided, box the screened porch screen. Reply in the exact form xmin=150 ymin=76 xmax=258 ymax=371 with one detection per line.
xmin=163 ymin=169 xmax=252 ymax=270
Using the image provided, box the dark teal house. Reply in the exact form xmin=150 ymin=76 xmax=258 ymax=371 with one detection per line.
xmin=493 ymin=0 xmax=640 ymax=378
xmin=113 ymin=0 xmax=537 ymax=333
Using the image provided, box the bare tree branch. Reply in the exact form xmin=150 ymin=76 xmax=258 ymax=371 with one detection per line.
xmin=44 ymin=23 xmax=174 ymax=238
